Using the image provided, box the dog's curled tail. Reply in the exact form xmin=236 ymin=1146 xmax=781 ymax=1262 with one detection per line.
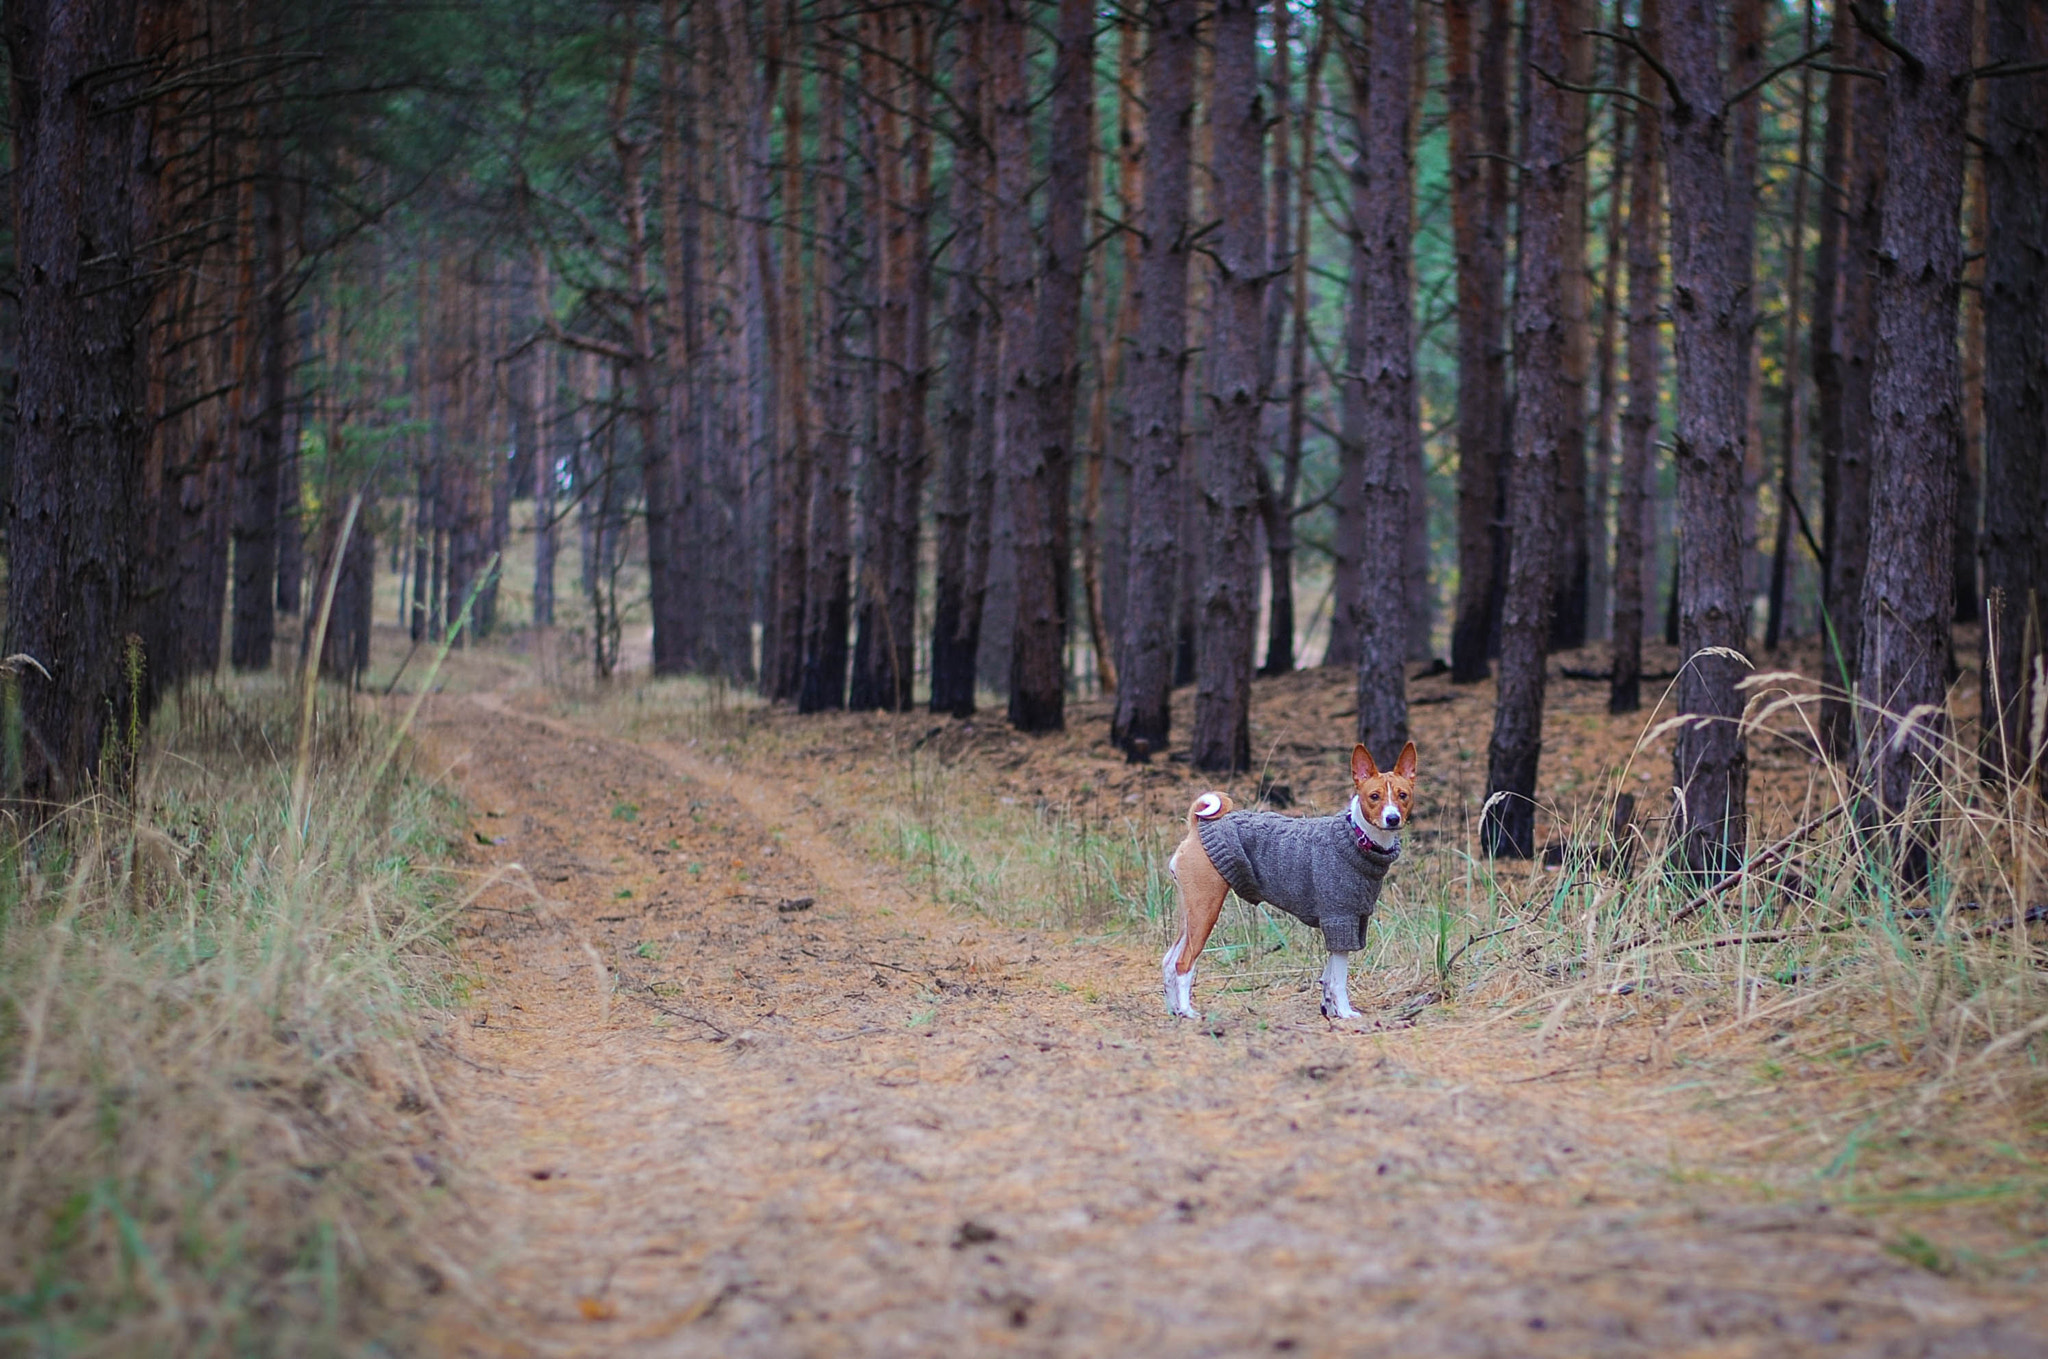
xmin=1187 ymin=791 xmax=1235 ymax=832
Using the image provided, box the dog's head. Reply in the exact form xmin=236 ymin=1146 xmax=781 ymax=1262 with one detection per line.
xmin=1351 ymin=741 xmax=1418 ymax=832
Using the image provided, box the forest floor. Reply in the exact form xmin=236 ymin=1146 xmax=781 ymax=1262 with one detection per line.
xmin=400 ymin=630 xmax=2047 ymax=1358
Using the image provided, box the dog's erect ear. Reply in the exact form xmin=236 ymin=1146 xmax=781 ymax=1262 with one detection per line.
xmin=1393 ymin=740 xmax=1417 ymax=779
xmin=1351 ymin=743 xmax=1380 ymax=782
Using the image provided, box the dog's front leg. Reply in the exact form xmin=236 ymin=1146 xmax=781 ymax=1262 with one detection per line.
xmin=1319 ymin=952 xmax=1360 ymax=1020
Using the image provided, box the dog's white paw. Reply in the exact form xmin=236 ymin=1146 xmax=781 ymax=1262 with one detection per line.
xmin=1162 ymin=941 xmax=1199 ymax=1018
xmin=1320 ymin=952 xmax=1359 ymax=1020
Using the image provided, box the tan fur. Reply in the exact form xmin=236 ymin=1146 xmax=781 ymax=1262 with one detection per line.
xmin=1165 ymin=743 xmax=1419 ymax=983
xmin=1352 ymin=739 xmax=1418 ymax=836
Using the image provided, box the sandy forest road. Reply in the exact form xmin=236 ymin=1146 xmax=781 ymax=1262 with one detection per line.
xmin=413 ymin=687 xmax=2041 ymax=1358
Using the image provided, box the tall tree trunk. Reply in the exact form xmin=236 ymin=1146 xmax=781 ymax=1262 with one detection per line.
xmin=1189 ymin=0 xmax=1263 ymax=771
xmin=1005 ymin=0 xmax=1092 ymax=732
xmin=275 ymin=423 xmax=303 ymax=616
xmin=931 ymin=8 xmax=990 ymax=716
xmin=978 ymin=0 xmax=1036 ymax=715
xmin=1729 ymin=0 xmax=1765 ymax=615
xmin=1341 ymin=0 xmax=1418 ymax=761
xmin=1661 ymin=0 xmax=1754 ymax=873
xmin=1481 ymin=0 xmax=1572 ymax=858
xmin=1110 ymin=0 xmax=1197 ymax=757
xmin=411 ymin=461 xmax=431 ymax=641
xmin=1810 ymin=11 xmax=1848 ymax=659
xmin=611 ymin=3 xmax=690 ymax=675
xmin=1080 ymin=92 xmax=1119 ymax=694
xmin=1098 ymin=13 xmax=1148 ymax=661
xmin=1956 ymin=138 xmax=1982 ymax=632
xmin=964 ymin=155 xmax=1003 ymax=703
xmin=1264 ymin=19 xmax=1327 ymax=676
xmin=232 ymin=149 xmax=290 ymax=671
xmin=892 ymin=9 xmax=935 ymax=712
xmin=1611 ymin=10 xmax=1662 ymax=716
xmin=766 ymin=10 xmax=813 ymax=702
xmin=804 ymin=38 xmax=857 ymax=713
xmin=1822 ymin=12 xmax=1887 ymax=755
xmin=659 ymin=0 xmax=704 ymax=666
xmin=480 ymin=268 xmax=511 ymax=637
xmin=1256 ymin=0 xmax=1297 ymax=677
xmin=851 ymin=8 xmax=918 ymax=711
xmin=1588 ymin=27 xmax=1627 ymax=646
xmin=1403 ymin=11 xmax=1434 ymax=667
xmin=1981 ymin=0 xmax=2048 ymax=779
xmin=1857 ymin=0 xmax=1972 ymax=867
xmin=1765 ymin=0 xmax=1817 ymax=653
xmin=719 ymin=0 xmax=777 ymax=686
xmin=1550 ymin=0 xmax=1592 ymax=653
xmin=530 ymin=249 xmax=558 ymax=628
xmin=1446 ymin=0 xmax=1511 ymax=683
xmin=4 ymin=0 xmax=155 ymax=799
xmin=1325 ymin=230 xmax=1368 ymax=672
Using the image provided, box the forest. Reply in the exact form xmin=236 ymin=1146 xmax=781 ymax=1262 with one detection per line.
xmin=3 ymin=0 xmax=2047 ymax=1351
xmin=4 ymin=0 xmax=2042 ymax=860
xmin=4 ymin=0 xmax=2048 ymax=871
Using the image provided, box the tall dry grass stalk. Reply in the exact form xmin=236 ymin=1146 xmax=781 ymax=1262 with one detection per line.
xmin=1 ymin=676 xmax=466 ymax=1356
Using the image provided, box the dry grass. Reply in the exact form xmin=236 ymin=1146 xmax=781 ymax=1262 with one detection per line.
xmin=0 ymin=677 xmax=469 ymax=1357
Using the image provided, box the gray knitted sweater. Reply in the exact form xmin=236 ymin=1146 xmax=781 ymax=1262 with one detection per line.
xmin=1196 ymin=810 xmax=1398 ymax=953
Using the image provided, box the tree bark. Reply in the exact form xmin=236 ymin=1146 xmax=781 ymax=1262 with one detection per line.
xmin=1008 ymin=0 xmax=1092 ymax=732
xmin=1611 ymin=8 xmax=1662 ymax=717
xmin=1341 ymin=0 xmax=1418 ymax=763
xmin=1264 ymin=19 xmax=1327 ymax=677
xmin=1189 ymin=0 xmax=1264 ymax=771
xmin=893 ymin=8 xmax=936 ymax=713
xmin=1325 ymin=228 xmax=1368 ymax=672
xmin=766 ymin=11 xmax=813 ymax=702
xmin=480 ymin=270 xmax=512 ymax=637
xmin=849 ymin=11 xmax=904 ymax=712
xmin=1729 ymin=0 xmax=1765 ymax=611
xmin=4 ymin=0 xmax=155 ymax=800
xmin=1821 ymin=11 xmax=1887 ymax=755
xmin=1256 ymin=0 xmax=1297 ymax=678
xmin=1550 ymin=0 xmax=1592 ymax=654
xmin=1810 ymin=14 xmax=1848 ymax=655
xmin=530 ymin=248 xmax=557 ymax=628
xmin=1445 ymin=0 xmax=1511 ymax=683
xmin=1658 ymin=0 xmax=1754 ymax=873
xmin=607 ymin=3 xmax=691 ymax=675
xmin=803 ymin=38 xmax=857 ymax=713
xmin=1588 ymin=28 xmax=1627 ymax=646
xmin=1856 ymin=0 xmax=1972 ymax=867
xmin=1980 ymin=0 xmax=2048 ymax=779
xmin=232 ymin=149 xmax=291 ymax=671
xmin=718 ymin=0 xmax=776 ymax=686
xmin=1481 ymin=0 xmax=1572 ymax=859
xmin=931 ymin=8 xmax=990 ymax=716
xmin=1109 ymin=0 xmax=1197 ymax=758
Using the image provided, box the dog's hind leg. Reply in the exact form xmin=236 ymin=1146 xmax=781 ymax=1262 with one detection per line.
xmin=1164 ymin=835 xmax=1228 ymax=1020
xmin=1161 ymin=935 xmax=1195 ymax=1018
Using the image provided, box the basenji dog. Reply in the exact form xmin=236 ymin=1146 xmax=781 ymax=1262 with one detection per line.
xmin=1163 ymin=742 xmax=1417 ymax=1021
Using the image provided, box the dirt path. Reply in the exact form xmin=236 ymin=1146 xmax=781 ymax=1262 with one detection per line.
xmin=414 ymin=688 xmax=2041 ymax=1358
